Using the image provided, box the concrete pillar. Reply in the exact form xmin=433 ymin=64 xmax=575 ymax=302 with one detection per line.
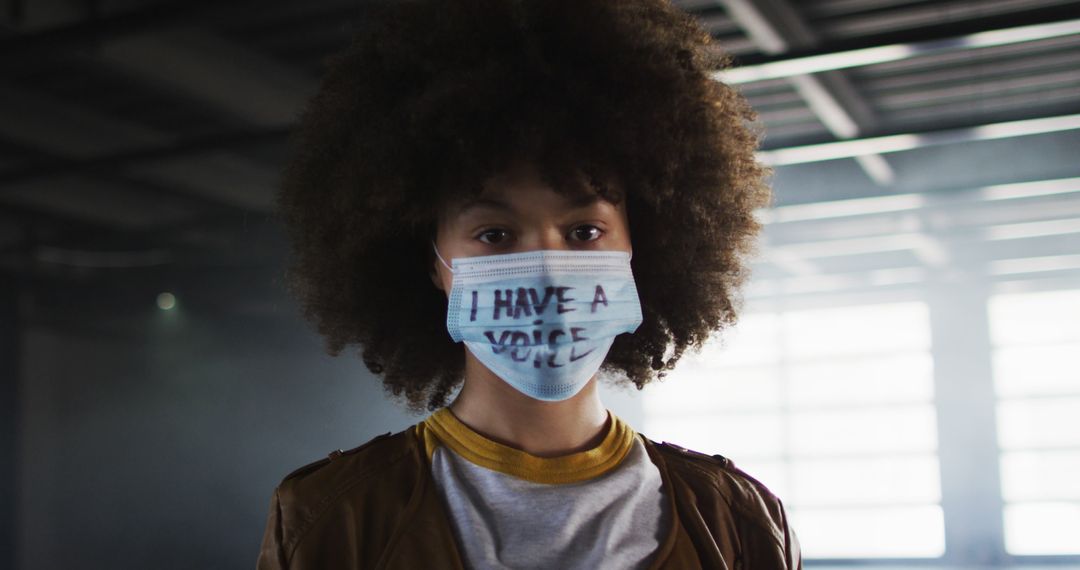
xmin=0 ymin=275 xmax=21 ymax=570
xmin=927 ymin=265 xmax=1007 ymax=564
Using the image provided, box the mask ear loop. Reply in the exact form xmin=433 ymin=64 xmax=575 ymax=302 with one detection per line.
xmin=431 ymin=241 xmax=455 ymax=273
xmin=433 ymin=241 xmax=632 ymax=269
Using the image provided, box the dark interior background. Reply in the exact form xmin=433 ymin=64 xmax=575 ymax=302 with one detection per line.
xmin=2 ymin=0 xmax=1079 ymax=568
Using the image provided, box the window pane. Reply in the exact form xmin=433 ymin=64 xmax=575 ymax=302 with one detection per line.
xmin=1004 ymin=502 xmax=1080 ymax=555
xmin=1001 ymin=450 xmax=1080 ymax=501
xmin=644 ymin=364 xmax=780 ymax=415
xmin=694 ymin=313 xmax=780 ymax=367
xmin=790 ymin=455 xmax=941 ymax=507
xmin=783 ymin=302 xmax=930 ymax=359
xmin=991 ymin=289 xmax=1080 ymax=556
xmin=989 ymin=289 xmax=1080 ymax=346
xmin=642 ymin=301 xmax=942 ymax=560
xmin=997 ymin=397 xmax=1080 ymax=449
xmin=993 ymin=343 xmax=1080 ymax=398
xmin=787 ymin=353 xmax=934 ymax=408
xmin=788 ymin=405 xmax=938 ymax=456
xmin=644 ymin=413 xmax=784 ymax=459
xmin=789 ymin=505 xmax=945 ymax=558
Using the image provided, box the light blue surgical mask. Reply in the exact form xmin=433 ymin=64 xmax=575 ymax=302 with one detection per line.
xmin=433 ymin=242 xmax=643 ymax=401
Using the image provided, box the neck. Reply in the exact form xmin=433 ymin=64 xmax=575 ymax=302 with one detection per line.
xmin=448 ymin=351 xmax=609 ymax=457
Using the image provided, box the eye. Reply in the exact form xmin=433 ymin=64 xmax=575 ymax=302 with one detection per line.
xmin=476 ymin=228 xmax=510 ymax=245
xmin=569 ymin=224 xmax=604 ymax=242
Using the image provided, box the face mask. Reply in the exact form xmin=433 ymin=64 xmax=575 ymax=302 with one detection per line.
xmin=433 ymin=243 xmax=643 ymax=401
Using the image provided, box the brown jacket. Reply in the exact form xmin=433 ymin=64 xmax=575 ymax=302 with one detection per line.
xmin=256 ymin=425 xmax=803 ymax=569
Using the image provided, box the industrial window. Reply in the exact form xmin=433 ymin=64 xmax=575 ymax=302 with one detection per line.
xmin=989 ymin=288 xmax=1080 ymax=556
xmin=642 ymin=301 xmax=943 ymax=559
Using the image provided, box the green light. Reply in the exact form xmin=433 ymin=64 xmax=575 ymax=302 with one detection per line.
xmin=156 ymin=292 xmax=177 ymax=311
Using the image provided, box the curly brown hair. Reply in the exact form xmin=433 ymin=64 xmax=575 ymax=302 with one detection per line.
xmin=276 ymin=0 xmax=771 ymax=412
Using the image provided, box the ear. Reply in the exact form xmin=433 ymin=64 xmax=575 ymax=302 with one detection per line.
xmin=429 ymin=247 xmax=447 ymax=292
xmin=430 ymin=265 xmax=445 ymax=292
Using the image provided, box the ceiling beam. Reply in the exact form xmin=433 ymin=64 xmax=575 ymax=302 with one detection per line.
xmin=715 ymin=0 xmax=896 ymax=185
xmin=7 ymin=110 xmax=1077 ymax=188
xmin=0 ymin=0 xmax=261 ymax=65
xmin=0 ymin=85 xmax=277 ymax=213
xmin=96 ymin=28 xmax=316 ymax=128
xmin=716 ymin=17 xmax=1080 ymax=84
xmin=0 ymin=127 xmax=289 ymax=188
xmin=0 ymin=0 xmax=316 ymax=216
xmin=758 ymin=113 xmax=1080 ymax=166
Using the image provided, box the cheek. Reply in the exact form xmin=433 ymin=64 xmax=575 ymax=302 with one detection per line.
xmin=433 ymin=251 xmax=455 ymax=294
xmin=441 ymin=269 xmax=453 ymax=295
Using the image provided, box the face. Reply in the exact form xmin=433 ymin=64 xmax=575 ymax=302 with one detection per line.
xmin=431 ymin=161 xmax=632 ymax=293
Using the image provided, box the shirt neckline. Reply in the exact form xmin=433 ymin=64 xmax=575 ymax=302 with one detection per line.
xmin=421 ymin=406 xmax=637 ymax=484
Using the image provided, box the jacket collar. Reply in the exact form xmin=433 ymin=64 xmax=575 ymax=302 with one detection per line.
xmin=387 ymin=422 xmax=699 ymax=570
xmin=419 ymin=407 xmax=638 ymax=484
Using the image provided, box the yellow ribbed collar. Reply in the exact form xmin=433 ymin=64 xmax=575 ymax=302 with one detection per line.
xmin=418 ymin=407 xmax=637 ymax=485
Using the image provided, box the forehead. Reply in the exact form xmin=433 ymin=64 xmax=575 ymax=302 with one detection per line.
xmin=451 ymin=191 xmax=602 ymax=216
xmin=443 ymin=162 xmax=619 ymax=218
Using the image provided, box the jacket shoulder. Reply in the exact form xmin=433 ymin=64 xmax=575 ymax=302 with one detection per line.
xmin=646 ymin=437 xmax=796 ymax=549
xmin=650 ymin=438 xmax=778 ymax=501
xmin=271 ymin=426 xmax=421 ymax=554
xmin=277 ymin=426 xmax=419 ymax=496
xmin=650 ymin=438 xmax=736 ymax=471
xmin=281 ymin=429 xmax=400 ymax=483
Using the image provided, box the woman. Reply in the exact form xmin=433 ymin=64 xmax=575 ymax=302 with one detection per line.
xmin=257 ymin=0 xmax=801 ymax=568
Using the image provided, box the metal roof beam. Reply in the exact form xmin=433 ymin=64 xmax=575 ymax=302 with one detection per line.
xmin=97 ymin=28 xmax=316 ymax=128
xmin=716 ymin=16 xmax=1080 ymax=84
xmin=758 ymin=113 xmax=1080 ymax=166
xmin=716 ymin=0 xmax=896 ymax=185
xmin=0 ymin=0 xmax=261 ymax=66
xmin=0 ymin=85 xmax=276 ymax=213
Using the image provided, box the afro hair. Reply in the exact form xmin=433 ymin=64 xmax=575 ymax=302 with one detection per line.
xmin=276 ymin=0 xmax=772 ymax=412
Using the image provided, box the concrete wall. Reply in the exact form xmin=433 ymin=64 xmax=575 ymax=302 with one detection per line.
xmin=12 ymin=303 xmax=645 ymax=569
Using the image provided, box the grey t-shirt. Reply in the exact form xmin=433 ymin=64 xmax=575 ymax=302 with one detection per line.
xmin=423 ymin=408 xmax=669 ymax=570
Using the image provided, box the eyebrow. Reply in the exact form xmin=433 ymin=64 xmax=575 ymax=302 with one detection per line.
xmin=454 ymin=193 xmax=602 ymax=215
